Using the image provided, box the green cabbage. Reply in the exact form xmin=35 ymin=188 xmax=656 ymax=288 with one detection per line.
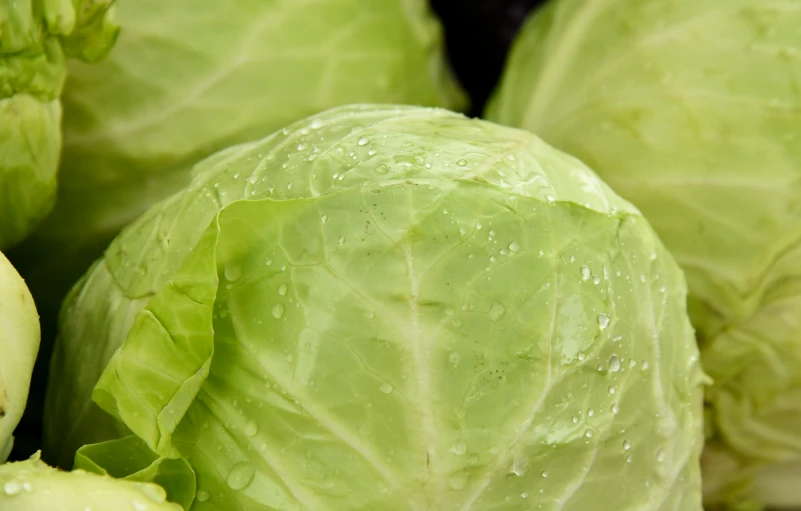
xmin=46 ymin=105 xmax=704 ymax=510
xmin=486 ymin=0 xmax=801 ymax=507
xmin=13 ymin=0 xmax=466 ymax=322
xmin=0 ymin=0 xmax=117 ymax=249
xmin=0 ymin=250 xmax=40 ymax=462
xmin=0 ymin=452 xmax=182 ymax=511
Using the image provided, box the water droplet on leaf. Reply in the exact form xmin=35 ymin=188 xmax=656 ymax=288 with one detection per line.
xmin=224 ymin=264 xmax=242 ymax=282
xmin=448 ymin=472 xmax=468 ymax=490
xmin=3 ymin=482 xmax=21 ymax=496
xmin=489 ymin=303 xmax=506 ymax=321
xmin=511 ymin=456 xmax=529 ymax=476
xmin=448 ymin=352 xmax=460 ymax=367
xmin=227 ymin=462 xmax=256 ymax=491
xmin=245 ymin=420 xmax=259 ymax=437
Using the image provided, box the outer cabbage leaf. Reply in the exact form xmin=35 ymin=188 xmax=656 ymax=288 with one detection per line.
xmin=0 ymin=451 xmax=182 ymax=511
xmin=12 ymin=0 xmax=466 ymax=325
xmin=486 ymin=0 xmax=801 ymax=507
xmin=0 ymin=0 xmax=117 ymax=249
xmin=46 ymin=105 xmax=705 ymax=510
xmin=0 ymin=250 xmax=40 ymax=462
xmin=74 ymin=435 xmax=197 ymax=510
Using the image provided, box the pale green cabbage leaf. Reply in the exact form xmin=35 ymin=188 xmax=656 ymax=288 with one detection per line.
xmin=46 ymin=105 xmax=704 ymax=510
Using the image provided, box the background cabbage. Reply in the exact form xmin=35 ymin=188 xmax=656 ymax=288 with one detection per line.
xmin=0 ymin=452 xmax=182 ymax=511
xmin=11 ymin=0 xmax=466 ymax=325
xmin=0 ymin=250 xmax=40 ymax=462
xmin=486 ymin=0 xmax=801 ymax=507
xmin=46 ymin=105 xmax=705 ymax=510
xmin=0 ymin=0 xmax=117 ymax=249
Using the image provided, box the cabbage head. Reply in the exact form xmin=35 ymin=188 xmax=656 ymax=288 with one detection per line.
xmin=46 ymin=105 xmax=705 ymax=510
xmin=12 ymin=0 xmax=466 ymax=321
xmin=0 ymin=452 xmax=182 ymax=511
xmin=0 ymin=250 xmax=40 ymax=462
xmin=486 ymin=0 xmax=801 ymax=507
xmin=0 ymin=0 xmax=117 ymax=249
